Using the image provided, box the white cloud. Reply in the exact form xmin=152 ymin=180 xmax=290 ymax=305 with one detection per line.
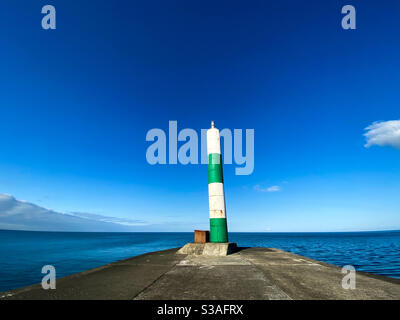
xmin=267 ymin=185 xmax=281 ymax=192
xmin=364 ymin=120 xmax=400 ymax=149
xmin=254 ymin=185 xmax=281 ymax=192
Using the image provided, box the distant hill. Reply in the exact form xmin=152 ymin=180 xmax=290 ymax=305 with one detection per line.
xmin=0 ymin=193 xmax=148 ymax=232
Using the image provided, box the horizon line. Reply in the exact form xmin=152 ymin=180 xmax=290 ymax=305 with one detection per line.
xmin=1 ymin=229 xmax=399 ymax=234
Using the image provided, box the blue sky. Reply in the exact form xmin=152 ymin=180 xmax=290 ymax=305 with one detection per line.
xmin=0 ymin=0 xmax=399 ymax=232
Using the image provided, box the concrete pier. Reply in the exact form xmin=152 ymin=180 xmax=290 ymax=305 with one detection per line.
xmin=1 ymin=247 xmax=399 ymax=300
xmin=177 ymin=242 xmax=237 ymax=256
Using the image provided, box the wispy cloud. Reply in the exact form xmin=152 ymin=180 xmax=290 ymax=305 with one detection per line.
xmin=254 ymin=185 xmax=281 ymax=192
xmin=69 ymin=212 xmax=148 ymax=226
xmin=364 ymin=120 xmax=400 ymax=149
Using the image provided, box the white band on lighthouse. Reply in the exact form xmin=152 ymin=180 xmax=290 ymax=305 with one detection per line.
xmin=208 ymin=183 xmax=226 ymax=218
xmin=207 ymin=128 xmax=221 ymax=155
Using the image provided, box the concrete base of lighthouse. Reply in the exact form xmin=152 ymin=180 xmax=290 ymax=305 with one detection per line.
xmin=177 ymin=242 xmax=237 ymax=256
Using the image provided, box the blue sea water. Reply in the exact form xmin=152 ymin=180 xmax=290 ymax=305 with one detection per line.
xmin=0 ymin=230 xmax=399 ymax=292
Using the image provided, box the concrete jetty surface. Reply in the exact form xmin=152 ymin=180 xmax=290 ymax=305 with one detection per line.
xmin=1 ymin=247 xmax=399 ymax=300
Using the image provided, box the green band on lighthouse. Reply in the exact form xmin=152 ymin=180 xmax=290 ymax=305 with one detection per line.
xmin=210 ymin=218 xmax=228 ymax=242
xmin=208 ymin=153 xmax=223 ymax=184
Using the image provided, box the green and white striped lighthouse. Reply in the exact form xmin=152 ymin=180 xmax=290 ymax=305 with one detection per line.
xmin=207 ymin=121 xmax=228 ymax=243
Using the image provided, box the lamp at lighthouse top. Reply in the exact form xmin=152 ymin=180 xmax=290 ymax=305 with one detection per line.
xmin=207 ymin=121 xmax=221 ymax=155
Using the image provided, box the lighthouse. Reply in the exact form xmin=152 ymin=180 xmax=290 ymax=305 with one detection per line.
xmin=177 ymin=121 xmax=236 ymax=254
xmin=207 ymin=121 xmax=228 ymax=243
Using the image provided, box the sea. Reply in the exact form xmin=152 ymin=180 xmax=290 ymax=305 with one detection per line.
xmin=0 ymin=230 xmax=399 ymax=292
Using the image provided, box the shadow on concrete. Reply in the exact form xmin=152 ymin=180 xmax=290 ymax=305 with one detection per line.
xmin=234 ymin=246 xmax=276 ymax=253
xmin=234 ymin=246 xmax=250 ymax=253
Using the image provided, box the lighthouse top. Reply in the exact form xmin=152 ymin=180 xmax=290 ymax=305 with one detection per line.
xmin=211 ymin=121 xmax=215 ymax=128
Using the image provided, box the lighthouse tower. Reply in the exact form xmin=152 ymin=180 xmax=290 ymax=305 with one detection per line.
xmin=207 ymin=121 xmax=228 ymax=243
